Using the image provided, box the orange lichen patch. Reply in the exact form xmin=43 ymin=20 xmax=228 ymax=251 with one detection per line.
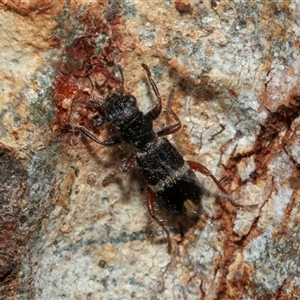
xmin=214 ymin=241 xmax=260 ymax=299
xmin=54 ymin=76 xmax=79 ymax=102
xmin=274 ymin=275 xmax=300 ymax=300
xmin=168 ymin=59 xmax=191 ymax=79
xmin=0 ymin=0 xmax=54 ymax=15
xmin=210 ymin=211 xmax=250 ymax=298
xmin=53 ymin=61 xmax=119 ymax=131
xmin=293 ymin=37 xmax=300 ymax=49
xmin=273 ymin=186 xmax=300 ymax=247
xmin=259 ymin=1 xmax=291 ymax=44
xmin=258 ymin=1 xmax=292 ymax=111
xmin=78 ymin=2 xmax=126 ymax=59
xmin=226 ymin=259 xmax=252 ymax=298
xmin=198 ymin=212 xmax=210 ymax=229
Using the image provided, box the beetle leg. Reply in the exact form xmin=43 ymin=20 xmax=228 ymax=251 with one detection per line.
xmin=146 ymin=187 xmax=171 ymax=251
xmin=78 ymin=99 xmax=107 ymax=127
xmin=78 ymin=98 xmax=104 ymax=108
xmin=116 ymin=64 xmax=125 ymax=94
xmin=142 ymin=64 xmax=162 ymax=121
xmin=80 ymin=126 xmax=122 ymax=146
xmin=122 ymin=154 xmax=136 ymax=172
xmin=157 ymin=89 xmax=182 ymax=136
xmin=187 ymin=160 xmax=229 ymax=195
xmin=157 ymin=110 xmax=181 ymax=136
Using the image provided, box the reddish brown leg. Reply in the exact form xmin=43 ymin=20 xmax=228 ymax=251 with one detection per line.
xmin=142 ymin=64 xmax=162 ymax=120
xmin=80 ymin=126 xmax=122 ymax=146
xmin=157 ymin=109 xmax=181 ymax=136
xmin=157 ymin=88 xmax=182 ymax=137
xmin=122 ymin=154 xmax=136 ymax=172
xmin=78 ymin=99 xmax=105 ymax=111
xmin=116 ymin=64 xmax=125 ymax=94
xmin=146 ymin=188 xmax=171 ymax=250
xmin=78 ymin=99 xmax=107 ymax=127
xmin=187 ymin=160 xmax=229 ymax=195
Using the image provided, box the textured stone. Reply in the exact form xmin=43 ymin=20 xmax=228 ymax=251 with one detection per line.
xmin=0 ymin=0 xmax=300 ymax=299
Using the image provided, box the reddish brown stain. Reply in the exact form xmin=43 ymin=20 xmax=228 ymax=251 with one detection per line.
xmin=213 ymin=81 xmax=300 ymax=298
xmin=53 ymin=76 xmax=79 ymax=128
xmin=53 ymin=3 xmax=125 ymax=134
xmin=223 ymin=93 xmax=300 ymax=190
xmin=0 ymin=0 xmax=54 ymax=15
xmin=65 ymin=35 xmax=96 ymax=61
xmin=175 ymin=0 xmax=193 ymax=14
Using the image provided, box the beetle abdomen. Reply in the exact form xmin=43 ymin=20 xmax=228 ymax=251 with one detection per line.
xmin=155 ymin=169 xmax=203 ymax=219
xmin=137 ymin=138 xmax=203 ymax=218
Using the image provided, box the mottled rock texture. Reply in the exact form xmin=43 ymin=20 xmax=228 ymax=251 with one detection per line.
xmin=0 ymin=0 xmax=300 ymax=299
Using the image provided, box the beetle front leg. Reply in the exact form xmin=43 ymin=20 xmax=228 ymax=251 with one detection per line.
xmin=78 ymin=99 xmax=107 ymax=128
xmin=80 ymin=126 xmax=122 ymax=146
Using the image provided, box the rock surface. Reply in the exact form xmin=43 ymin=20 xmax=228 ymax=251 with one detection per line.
xmin=0 ymin=1 xmax=300 ymax=299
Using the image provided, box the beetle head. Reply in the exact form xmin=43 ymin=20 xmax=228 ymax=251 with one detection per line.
xmin=105 ymin=93 xmax=139 ymax=122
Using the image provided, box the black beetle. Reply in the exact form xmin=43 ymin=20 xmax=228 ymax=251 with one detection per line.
xmin=74 ymin=64 xmax=229 ymax=247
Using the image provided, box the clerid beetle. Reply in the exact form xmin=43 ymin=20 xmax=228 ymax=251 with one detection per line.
xmin=74 ymin=63 xmax=229 ymax=247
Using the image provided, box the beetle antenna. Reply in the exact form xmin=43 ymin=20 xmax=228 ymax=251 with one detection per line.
xmin=116 ymin=64 xmax=124 ymax=94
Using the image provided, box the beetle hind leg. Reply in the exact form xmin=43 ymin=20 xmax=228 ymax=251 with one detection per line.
xmin=146 ymin=188 xmax=173 ymax=251
xmin=187 ymin=160 xmax=229 ymax=195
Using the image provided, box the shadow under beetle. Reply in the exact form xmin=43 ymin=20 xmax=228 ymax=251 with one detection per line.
xmin=73 ymin=63 xmax=229 ymax=247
